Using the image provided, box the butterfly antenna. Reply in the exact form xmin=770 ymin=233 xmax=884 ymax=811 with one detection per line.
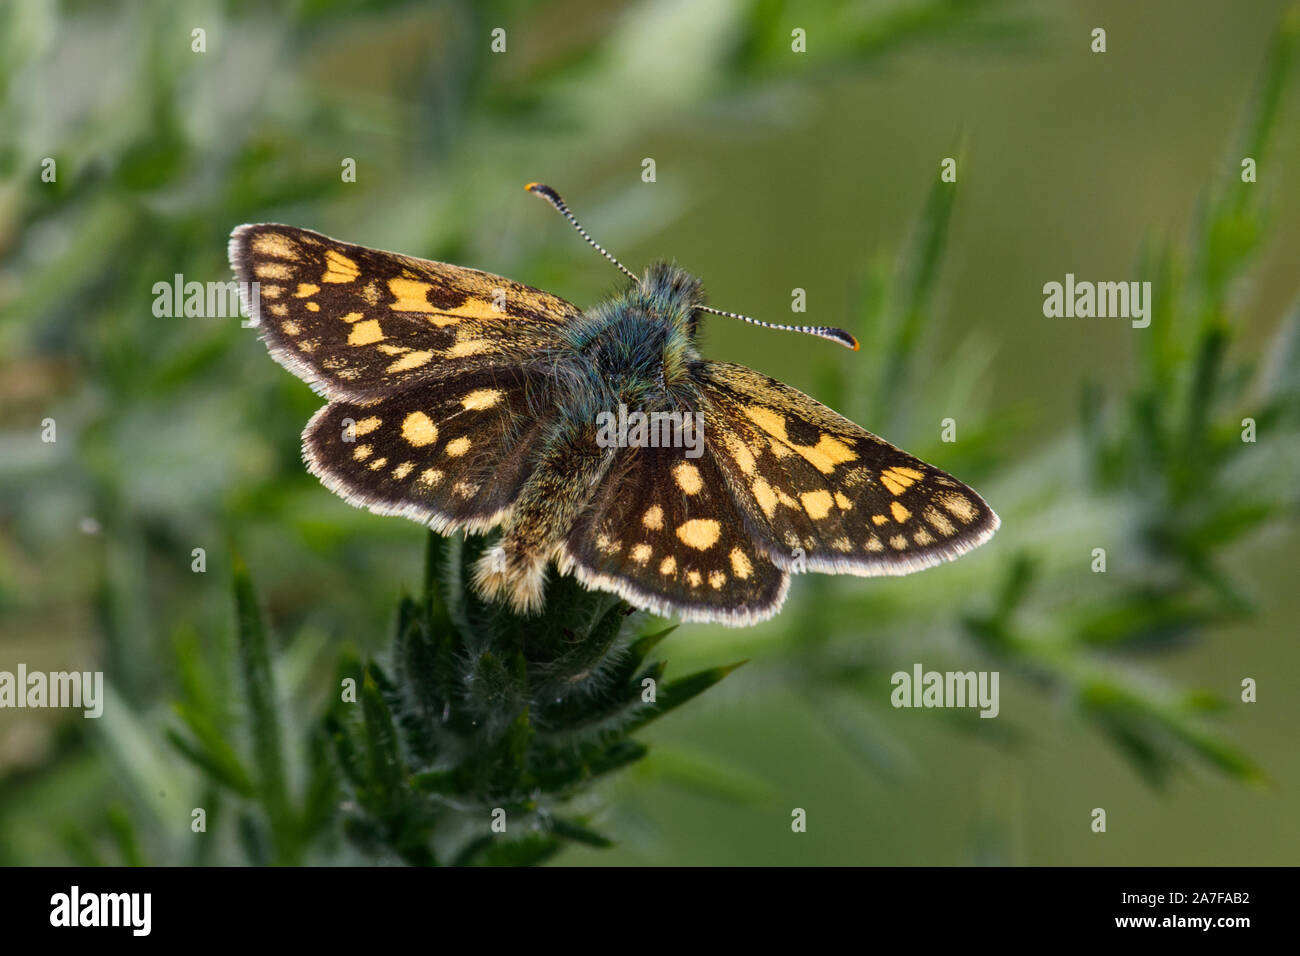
xmin=525 ymin=182 xmax=640 ymax=284
xmin=695 ymin=305 xmax=860 ymax=351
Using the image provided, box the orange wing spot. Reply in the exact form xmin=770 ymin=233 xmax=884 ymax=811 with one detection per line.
xmin=255 ymin=262 xmax=292 ymax=280
xmin=251 ymin=233 xmax=299 ymax=260
xmin=938 ymin=492 xmax=978 ymax=523
xmin=890 ymin=501 xmax=911 ymax=523
xmin=386 ymin=350 xmax=434 ymax=373
xmin=321 ymin=250 xmax=359 ymax=283
xmin=673 ymin=462 xmax=703 ymax=495
xmin=729 ymin=548 xmax=752 ymax=579
xmin=800 ymin=489 xmax=834 ymax=520
xmin=339 ymin=311 xmax=365 ymax=323
xmin=676 ymin=519 xmax=721 ymax=551
xmin=293 ymin=283 xmax=319 ymax=298
xmin=872 ymin=514 xmax=889 ymax=526
xmin=924 ymin=506 xmax=956 ymax=536
xmin=388 ymin=278 xmax=438 ymax=314
xmin=401 ymin=411 xmax=438 ymax=447
xmin=348 ymin=319 xmax=384 ymax=346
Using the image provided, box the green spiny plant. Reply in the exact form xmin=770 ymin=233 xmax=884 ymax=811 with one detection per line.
xmin=168 ymin=533 xmax=740 ymax=866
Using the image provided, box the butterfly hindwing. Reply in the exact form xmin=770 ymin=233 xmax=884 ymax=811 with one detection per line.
xmin=696 ymin=362 xmax=999 ymax=575
xmin=229 ymin=224 xmax=578 ymax=402
xmin=559 ymin=443 xmax=789 ymax=624
xmin=303 ymin=367 xmax=555 ymax=533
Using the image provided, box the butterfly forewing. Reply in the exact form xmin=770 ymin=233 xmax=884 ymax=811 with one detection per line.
xmin=230 ymin=224 xmax=578 ymax=402
xmin=696 ymin=362 xmax=999 ymax=575
xmin=560 ymin=443 xmax=789 ymax=624
xmin=304 ymin=367 xmax=556 ymax=534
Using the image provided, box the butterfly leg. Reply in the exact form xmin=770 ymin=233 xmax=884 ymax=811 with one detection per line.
xmin=472 ymin=430 xmax=614 ymax=614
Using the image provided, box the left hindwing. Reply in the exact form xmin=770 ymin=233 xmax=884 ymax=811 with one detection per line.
xmin=302 ymin=367 xmax=556 ymax=534
xmin=229 ymin=224 xmax=579 ymax=403
xmin=695 ymin=362 xmax=999 ymax=575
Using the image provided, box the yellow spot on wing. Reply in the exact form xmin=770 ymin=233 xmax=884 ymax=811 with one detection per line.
xmin=709 ymin=570 xmax=727 ymax=590
xmin=340 ymin=311 xmax=365 ymax=323
xmin=673 ymin=462 xmax=702 ymax=495
xmin=724 ymin=434 xmax=755 ymax=475
xmin=642 ymin=505 xmax=663 ymax=530
xmin=251 ymin=233 xmax=299 ymax=259
xmin=321 ymin=250 xmax=359 ymax=283
xmin=631 ymin=543 xmax=652 ymax=565
xmin=925 ymin=506 xmax=955 ymax=536
xmin=799 ymin=435 xmax=856 ymax=474
xmin=752 ymin=478 xmax=778 ymax=518
xmin=255 ymin=262 xmax=292 ymax=280
xmin=417 ymin=468 xmax=443 ymax=488
xmin=461 ymin=388 xmax=504 ymax=410
xmin=388 ymin=278 xmax=436 ymax=314
xmin=686 ymin=570 xmax=702 ymax=587
xmin=729 ymin=548 xmax=752 ymax=579
xmin=890 ymin=501 xmax=911 ymax=523
xmin=348 ymin=319 xmax=385 ymax=346
xmin=889 ymin=535 xmax=908 ymax=550
xmin=391 ymin=462 xmax=414 ymax=480
xmin=938 ymin=492 xmax=978 ymax=523
xmin=676 ymin=519 xmax=721 ymax=551
xmin=834 ymin=491 xmax=852 ymax=510
xmin=387 ymin=350 xmax=434 ymax=373
xmin=742 ymin=406 xmax=857 ymax=473
xmin=659 ymin=556 xmax=677 ymax=576
xmin=401 ymin=411 xmax=438 ymax=447
xmin=294 ymin=283 xmax=319 ymax=298
xmin=352 ymin=444 xmax=372 ymax=461
xmin=872 ymin=514 xmax=889 ymax=526
xmin=446 ymin=339 xmax=490 ymax=358
xmin=445 ymin=436 xmax=471 ymax=457
xmin=801 ymin=489 xmax=834 ymax=520
xmin=353 ymin=416 xmax=382 ymax=437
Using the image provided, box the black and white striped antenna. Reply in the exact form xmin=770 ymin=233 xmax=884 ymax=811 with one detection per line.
xmin=525 ymin=182 xmax=860 ymax=351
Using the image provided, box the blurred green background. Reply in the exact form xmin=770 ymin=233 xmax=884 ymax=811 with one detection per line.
xmin=2 ymin=0 xmax=1298 ymax=865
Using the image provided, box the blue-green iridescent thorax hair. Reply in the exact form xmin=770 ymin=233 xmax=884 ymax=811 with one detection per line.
xmin=550 ymin=261 xmax=705 ymax=417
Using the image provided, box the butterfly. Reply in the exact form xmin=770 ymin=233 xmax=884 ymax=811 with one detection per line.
xmin=229 ymin=184 xmax=998 ymax=626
